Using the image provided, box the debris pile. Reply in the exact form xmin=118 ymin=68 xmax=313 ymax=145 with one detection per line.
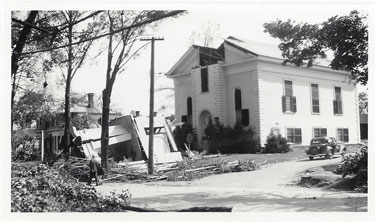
xmin=108 ymin=154 xmax=259 ymax=182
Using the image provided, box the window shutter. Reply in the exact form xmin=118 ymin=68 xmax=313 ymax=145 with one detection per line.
xmin=292 ymin=96 xmax=297 ymax=112
xmin=241 ymin=109 xmax=249 ymax=126
xmin=282 ymin=96 xmax=286 ymax=112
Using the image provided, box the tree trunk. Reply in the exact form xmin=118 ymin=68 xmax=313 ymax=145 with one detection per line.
xmin=63 ymin=12 xmax=73 ymax=158
xmin=11 ymin=11 xmax=38 ymax=76
xmin=101 ymin=89 xmax=111 ymax=169
xmin=11 ymin=11 xmax=38 ymax=131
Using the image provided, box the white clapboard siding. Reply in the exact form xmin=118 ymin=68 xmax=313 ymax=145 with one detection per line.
xmin=90 ymin=133 xmax=132 ymax=150
xmin=76 ymin=125 xmax=129 ymax=141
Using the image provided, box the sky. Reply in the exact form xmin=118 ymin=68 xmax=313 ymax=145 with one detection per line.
xmin=5 ymin=4 xmax=370 ymax=116
xmin=66 ymin=6 xmax=367 ymax=116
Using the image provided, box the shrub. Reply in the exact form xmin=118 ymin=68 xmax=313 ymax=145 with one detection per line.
xmin=173 ymin=124 xmax=197 ymax=151
xmin=204 ymin=121 xmax=260 ymax=154
xmin=11 ymin=163 xmax=132 ymax=212
xmin=335 ymin=146 xmax=367 ymax=187
xmin=264 ymin=131 xmax=291 ymax=153
xmin=11 ymin=134 xmax=39 ymax=161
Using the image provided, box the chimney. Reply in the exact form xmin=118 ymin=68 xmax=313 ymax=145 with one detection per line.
xmin=88 ymin=93 xmax=94 ymax=108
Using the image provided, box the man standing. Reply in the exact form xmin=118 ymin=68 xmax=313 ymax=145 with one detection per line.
xmin=88 ymin=155 xmax=100 ymax=186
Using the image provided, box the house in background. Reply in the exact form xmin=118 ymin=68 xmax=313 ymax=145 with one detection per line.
xmin=38 ymin=93 xmax=121 ymax=155
xmin=166 ymin=36 xmax=360 ymax=147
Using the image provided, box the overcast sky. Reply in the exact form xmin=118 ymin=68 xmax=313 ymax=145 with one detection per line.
xmin=6 ymin=4 xmax=369 ymax=116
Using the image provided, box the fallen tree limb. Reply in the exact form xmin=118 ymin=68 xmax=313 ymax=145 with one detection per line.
xmin=184 ymin=165 xmax=217 ymax=173
xmin=101 ymin=174 xmax=126 ymax=182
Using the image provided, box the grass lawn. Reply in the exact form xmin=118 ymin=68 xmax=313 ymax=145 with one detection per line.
xmin=217 ymin=146 xmax=308 ymax=166
xmin=217 ymin=143 xmax=363 ymax=167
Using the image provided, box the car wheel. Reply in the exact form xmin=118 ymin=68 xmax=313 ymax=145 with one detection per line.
xmin=309 ymin=156 xmax=314 ymax=160
xmin=309 ymin=146 xmax=319 ymax=155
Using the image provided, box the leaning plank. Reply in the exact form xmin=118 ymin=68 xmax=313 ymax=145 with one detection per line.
xmin=133 ymin=116 xmax=149 ymax=158
xmin=163 ymin=116 xmax=178 ymax=152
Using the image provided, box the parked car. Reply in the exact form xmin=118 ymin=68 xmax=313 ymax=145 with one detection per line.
xmin=306 ymin=137 xmax=346 ymax=160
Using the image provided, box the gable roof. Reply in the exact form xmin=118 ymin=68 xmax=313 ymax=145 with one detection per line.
xmin=225 ymin=36 xmax=331 ymax=66
xmin=166 ymin=36 xmax=333 ymax=77
xmin=165 ymin=46 xmax=196 ymax=77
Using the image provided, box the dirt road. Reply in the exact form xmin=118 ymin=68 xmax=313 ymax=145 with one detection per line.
xmin=95 ymin=157 xmax=367 ymax=212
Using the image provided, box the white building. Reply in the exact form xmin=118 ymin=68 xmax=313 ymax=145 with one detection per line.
xmin=166 ymin=36 xmax=360 ymax=147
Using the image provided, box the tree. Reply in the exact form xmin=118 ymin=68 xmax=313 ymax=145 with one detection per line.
xmin=11 ymin=11 xmax=54 ymax=130
xmin=45 ymin=11 xmax=104 ymax=157
xmin=100 ymin=10 xmax=184 ymax=169
xmin=12 ymin=91 xmax=56 ymax=129
xmin=188 ymin=21 xmax=221 ymax=47
xmin=263 ymin=10 xmax=368 ymax=85
xmin=358 ymin=91 xmax=368 ymax=114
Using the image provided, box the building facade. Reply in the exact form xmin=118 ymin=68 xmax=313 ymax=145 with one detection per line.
xmin=166 ymin=36 xmax=360 ymax=146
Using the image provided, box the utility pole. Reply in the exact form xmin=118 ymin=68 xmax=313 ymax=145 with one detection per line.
xmin=140 ymin=36 xmax=164 ymax=175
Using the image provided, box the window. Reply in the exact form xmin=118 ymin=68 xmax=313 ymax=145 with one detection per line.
xmin=333 ymin=87 xmax=343 ymax=114
xmin=284 ymin=80 xmax=293 ymax=96
xmin=282 ymin=80 xmax=297 ymax=113
xmin=187 ymin=97 xmax=192 ymax=125
xmin=311 ymin=84 xmax=320 ymax=113
xmin=201 ymin=67 xmax=208 ymax=92
xmin=286 ymin=128 xmax=302 ymax=143
xmin=234 ymin=89 xmax=242 ymax=123
xmin=313 ymin=128 xmax=327 ymax=138
xmin=181 ymin=115 xmax=187 ymax=123
xmin=337 ymin=128 xmax=349 ymax=142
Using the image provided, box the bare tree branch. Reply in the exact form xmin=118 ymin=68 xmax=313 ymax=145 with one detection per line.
xmin=21 ymin=10 xmax=185 ymax=55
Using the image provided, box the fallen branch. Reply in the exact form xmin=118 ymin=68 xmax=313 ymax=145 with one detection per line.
xmin=184 ymin=165 xmax=217 ymax=173
xmin=101 ymin=174 xmax=126 ymax=182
